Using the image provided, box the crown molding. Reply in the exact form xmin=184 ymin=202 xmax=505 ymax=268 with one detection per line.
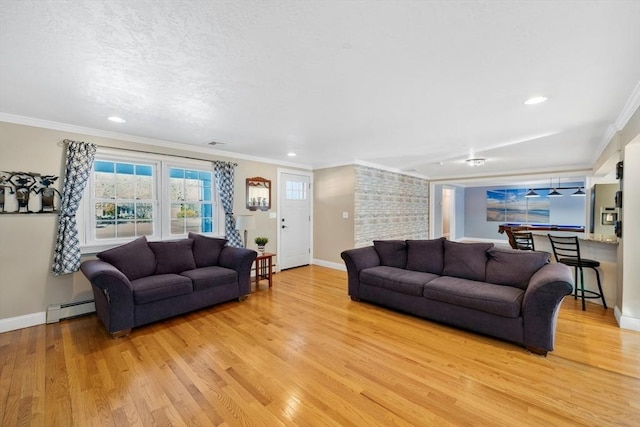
xmin=0 ymin=113 xmax=312 ymax=170
xmin=594 ymin=80 xmax=640 ymax=161
xmin=615 ymin=80 xmax=640 ymax=130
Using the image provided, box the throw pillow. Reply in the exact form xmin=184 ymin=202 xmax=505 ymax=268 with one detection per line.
xmin=97 ymin=236 xmax=156 ymax=281
xmin=442 ymin=240 xmax=494 ymax=282
xmin=373 ymin=240 xmax=407 ymax=268
xmin=486 ymin=247 xmax=550 ymax=289
xmin=188 ymin=232 xmax=228 ymax=267
xmin=148 ymin=239 xmax=197 ymax=274
xmin=405 ymin=238 xmax=445 ymax=275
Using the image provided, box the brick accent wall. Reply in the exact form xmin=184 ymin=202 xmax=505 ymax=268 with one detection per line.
xmin=354 ymin=165 xmax=429 ymax=247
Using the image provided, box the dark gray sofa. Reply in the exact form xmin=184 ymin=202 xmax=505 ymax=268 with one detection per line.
xmin=80 ymin=233 xmax=257 ymax=337
xmin=341 ymin=238 xmax=573 ymax=355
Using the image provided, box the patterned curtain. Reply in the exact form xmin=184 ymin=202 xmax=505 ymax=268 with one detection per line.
xmin=214 ymin=161 xmax=243 ymax=247
xmin=51 ymin=140 xmax=97 ymax=275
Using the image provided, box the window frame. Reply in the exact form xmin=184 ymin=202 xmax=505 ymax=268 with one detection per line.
xmin=80 ymin=148 xmax=224 ymax=254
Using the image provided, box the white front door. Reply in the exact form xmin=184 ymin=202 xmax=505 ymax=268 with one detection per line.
xmin=278 ymin=170 xmax=311 ymax=270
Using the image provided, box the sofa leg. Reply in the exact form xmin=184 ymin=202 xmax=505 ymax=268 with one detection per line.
xmin=350 ymin=296 xmax=360 ymax=301
xmin=526 ymin=346 xmax=548 ymax=356
xmin=111 ymin=329 xmax=131 ymax=339
xmin=238 ymin=295 xmax=249 ymax=302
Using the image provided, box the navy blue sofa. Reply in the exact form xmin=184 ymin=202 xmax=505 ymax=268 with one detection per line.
xmin=80 ymin=233 xmax=256 ymax=337
xmin=341 ymin=238 xmax=573 ymax=355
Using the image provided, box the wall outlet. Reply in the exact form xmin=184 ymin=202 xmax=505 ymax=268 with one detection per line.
xmin=342 ymin=211 xmax=349 ymax=219
xmin=269 ymin=212 xmax=276 ymax=219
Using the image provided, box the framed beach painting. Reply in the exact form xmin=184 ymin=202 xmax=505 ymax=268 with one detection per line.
xmin=486 ymin=189 xmax=550 ymax=223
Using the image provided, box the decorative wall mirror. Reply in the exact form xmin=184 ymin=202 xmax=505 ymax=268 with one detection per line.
xmin=246 ymin=177 xmax=271 ymax=211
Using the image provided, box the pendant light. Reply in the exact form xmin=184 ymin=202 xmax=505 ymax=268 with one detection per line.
xmin=525 ymin=189 xmax=540 ymax=198
xmin=548 ymin=178 xmax=562 ymax=197
xmin=571 ymin=187 xmax=586 ymax=196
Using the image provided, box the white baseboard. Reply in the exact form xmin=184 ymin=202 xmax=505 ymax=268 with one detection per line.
xmin=0 ymin=312 xmax=46 ymax=333
xmin=312 ymin=259 xmax=346 ymax=271
xmin=614 ymin=305 xmax=640 ymax=331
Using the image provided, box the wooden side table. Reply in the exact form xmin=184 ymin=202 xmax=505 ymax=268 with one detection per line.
xmin=254 ymin=252 xmax=275 ymax=290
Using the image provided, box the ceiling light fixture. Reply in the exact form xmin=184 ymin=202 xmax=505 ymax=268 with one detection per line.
xmin=525 ymin=189 xmax=540 ymax=198
xmin=524 ymin=96 xmax=548 ymax=105
xmin=107 ymin=116 xmax=126 ymax=123
xmin=466 ymin=158 xmax=485 ymax=167
xmin=571 ymin=187 xmax=586 ymax=196
xmin=287 ymin=152 xmax=297 ymax=157
xmin=547 ymin=178 xmax=562 ymax=197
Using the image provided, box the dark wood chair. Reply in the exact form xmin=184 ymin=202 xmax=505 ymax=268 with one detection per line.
xmin=512 ymin=231 xmax=535 ymax=251
xmin=547 ymin=234 xmax=606 ymax=311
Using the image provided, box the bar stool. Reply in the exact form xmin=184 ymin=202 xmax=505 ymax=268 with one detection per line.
xmin=512 ymin=231 xmax=535 ymax=251
xmin=547 ymin=234 xmax=607 ymax=310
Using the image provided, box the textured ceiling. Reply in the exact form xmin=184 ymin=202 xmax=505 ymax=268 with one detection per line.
xmin=1 ymin=0 xmax=639 ymax=180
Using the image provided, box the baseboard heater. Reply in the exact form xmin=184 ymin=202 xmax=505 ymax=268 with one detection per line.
xmin=46 ymin=299 xmax=96 ymax=324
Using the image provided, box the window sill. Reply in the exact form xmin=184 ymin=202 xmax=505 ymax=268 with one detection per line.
xmin=80 ymin=233 xmax=226 ymax=255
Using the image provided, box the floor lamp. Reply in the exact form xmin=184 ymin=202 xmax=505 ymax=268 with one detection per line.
xmin=235 ymin=215 xmax=255 ymax=248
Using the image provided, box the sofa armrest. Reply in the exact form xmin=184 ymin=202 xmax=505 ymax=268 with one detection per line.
xmin=218 ymin=246 xmax=258 ymax=296
xmin=522 ymin=263 xmax=573 ymax=353
xmin=79 ymin=259 xmax=135 ymax=334
xmin=340 ymin=246 xmax=381 ymax=299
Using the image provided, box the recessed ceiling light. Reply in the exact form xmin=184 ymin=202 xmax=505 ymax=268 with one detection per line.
xmin=107 ymin=116 xmax=126 ymax=123
xmin=524 ymin=96 xmax=548 ymax=105
xmin=287 ymin=152 xmax=297 ymax=157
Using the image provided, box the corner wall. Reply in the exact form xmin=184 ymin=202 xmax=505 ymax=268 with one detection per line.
xmin=313 ymin=165 xmax=355 ymax=265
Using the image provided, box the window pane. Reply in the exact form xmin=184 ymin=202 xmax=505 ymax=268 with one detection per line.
xmin=171 ymin=220 xmax=185 ymax=235
xmin=116 ymin=172 xmax=134 ymax=199
xmin=285 ymin=181 xmax=307 ymax=200
xmin=135 ymin=165 xmax=153 ymax=176
xmin=136 ymin=175 xmax=152 ymax=199
xmin=95 ymin=202 xmax=115 ymax=219
xmin=184 ymin=178 xmax=200 ymax=201
xmin=186 ymin=218 xmax=201 ymax=233
xmin=95 ymin=221 xmax=115 ymax=239
xmin=117 ymin=203 xmax=135 ymax=219
xmin=135 ymin=203 xmax=153 ymax=220
xmin=94 ymin=171 xmax=115 ymax=199
xmin=136 ymin=221 xmax=153 ymax=236
xmin=169 ymin=177 xmax=183 ymax=201
xmin=116 ymin=163 xmax=134 ymax=175
xmin=116 ymin=222 xmax=136 ymax=238
xmin=201 ymin=217 xmax=213 ymax=233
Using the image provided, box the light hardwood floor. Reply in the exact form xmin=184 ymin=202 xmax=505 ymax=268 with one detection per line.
xmin=1 ymin=265 xmax=639 ymax=426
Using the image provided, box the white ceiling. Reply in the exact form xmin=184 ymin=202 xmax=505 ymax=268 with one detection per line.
xmin=1 ymin=0 xmax=639 ymax=181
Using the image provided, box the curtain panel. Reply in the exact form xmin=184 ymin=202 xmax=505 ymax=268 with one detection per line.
xmin=214 ymin=161 xmax=243 ymax=247
xmin=51 ymin=140 xmax=96 ymax=275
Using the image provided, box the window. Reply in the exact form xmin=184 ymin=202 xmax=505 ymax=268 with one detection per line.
xmin=168 ymin=167 xmax=214 ymax=235
xmin=92 ymin=160 xmax=156 ymax=240
xmin=285 ymin=180 xmax=307 ymax=200
xmin=82 ymin=150 xmax=221 ymax=251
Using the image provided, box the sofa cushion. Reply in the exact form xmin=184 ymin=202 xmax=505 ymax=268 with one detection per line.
xmin=442 ymin=240 xmax=494 ymax=281
xmin=97 ymin=236 xmax=156 ymax=281
xmin=486 ymin=247 xmax=550 ymax=289
xmin=131 ymin=274 xmax=193 ymax=304
xmin=188 ymin=232 xmax=227 ymax=267
xmin=424 ymin=276 xmax=524 ymax=318
xmin=373 ymin=240 xmax=407 ymax=268
xmin=405 ymin=238 xmax=445 ymax=275
xmin=148 ymin=239 xmax=197 ymax=274
xmin=181 ymin=266 xmax=238 ymax=291
xmin=360 ymin=266 xmax=439 ymax=297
